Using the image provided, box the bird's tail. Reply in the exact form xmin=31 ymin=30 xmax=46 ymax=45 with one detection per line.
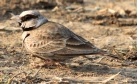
xmin=96 ymin=49 xmax=124 ymax=60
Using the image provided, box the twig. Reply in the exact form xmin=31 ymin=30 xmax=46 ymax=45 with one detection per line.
xmin=112 ymin=48 xmax=124 ymax=60
xmin=7 ymin=71 xmax=26 ymax=84
xmin=97 ymin=57 xmax=105 ymax=63
xmin=73 ymin=7 xmax=83 ymax=12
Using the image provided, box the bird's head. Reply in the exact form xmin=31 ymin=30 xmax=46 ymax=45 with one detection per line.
xmin=11 ymin=10 xmax=48 ymax=31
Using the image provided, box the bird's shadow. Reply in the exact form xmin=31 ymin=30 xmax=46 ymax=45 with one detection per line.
xmin=69 ymin=62 xmax=111 ymax=74
xmin=67 ymin=58 xmax=137 ymax=79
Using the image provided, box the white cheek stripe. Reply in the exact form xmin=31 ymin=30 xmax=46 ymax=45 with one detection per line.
xmin=22 ymin=32 xmax=29 ymax=40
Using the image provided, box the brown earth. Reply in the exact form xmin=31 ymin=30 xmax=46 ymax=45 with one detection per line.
xmin=1 ymin=0 xmax=137 ymax=83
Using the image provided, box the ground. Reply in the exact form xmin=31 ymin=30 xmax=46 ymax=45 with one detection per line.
xmin=1 ymin=0 xmax=137 ymax=83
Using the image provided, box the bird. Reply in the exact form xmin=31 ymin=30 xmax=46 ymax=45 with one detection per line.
xmin=10 ymin=10 xmax=121 ymax=67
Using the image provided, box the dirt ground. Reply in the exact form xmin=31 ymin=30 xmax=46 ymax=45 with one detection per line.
xmin=1 ymin=0 xmax=137 ymax=83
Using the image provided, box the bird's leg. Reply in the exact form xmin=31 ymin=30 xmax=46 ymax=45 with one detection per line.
xmin=43 ymin=58 xmax=55 ymax=66
xmin=28 ymin=55 xmax=47 ymax=68
xmin=43 ymin=59 xmax=69 ymax=69
xmin=28 ymin=55 xmax=56 ymax=68
xmin=36 ymin=58 xmax=64 ymax=68
xmin=28 ymin=54 xmax=68 ymax=68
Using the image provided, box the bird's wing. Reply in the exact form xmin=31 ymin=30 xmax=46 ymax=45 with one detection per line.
xmin=53 ymin=33 xmax=101 ymax=55
xmin=24 ymin=22 xmax=101 ymax=55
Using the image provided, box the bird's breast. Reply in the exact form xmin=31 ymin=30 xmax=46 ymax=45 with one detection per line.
xmin=23 ymin=32 xmax=50 ymax=54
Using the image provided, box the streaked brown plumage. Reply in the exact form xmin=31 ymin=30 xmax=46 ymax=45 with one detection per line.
xmin=11 ymin=10 xmax=120 ymax=62
xmin=23 ymin=21 xmax=103 ymax=60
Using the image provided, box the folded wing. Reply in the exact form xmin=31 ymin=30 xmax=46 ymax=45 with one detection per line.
xmin=24 ymin=22 xmax=102 ymax=56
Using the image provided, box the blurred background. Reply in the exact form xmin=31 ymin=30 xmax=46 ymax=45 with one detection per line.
xmin=0 ymin=0 xmax=137 ymax=24
xmin=0 ymin=0 xmax=84 ymax=20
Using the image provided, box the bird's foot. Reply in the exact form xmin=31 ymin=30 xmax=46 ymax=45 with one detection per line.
xmin=42 ymin=59 xmax=69 ymax=69
xmin=29 ymin=57 xmax=67 ymax=69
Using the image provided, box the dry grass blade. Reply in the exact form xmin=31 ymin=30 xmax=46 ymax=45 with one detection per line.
xmin=33 ymin=67 xmax=42 ymax=77
xmin=52 ymin=76 xmax=63 ymax=82
xmin=102 ymin=72 xmax=121 ymax=83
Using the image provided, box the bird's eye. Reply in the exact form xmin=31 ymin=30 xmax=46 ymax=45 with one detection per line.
xmin=18 ymin=22 xmax=21 ymax=26
xmin=24 ymin=16 xmax=32 ymax=20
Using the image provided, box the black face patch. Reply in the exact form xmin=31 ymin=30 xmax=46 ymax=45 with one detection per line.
xmin=21 ymin=14 xmax=38 ymax=22
xmin=18 ymin=22 xmax=21 ymax=26
xmin=22 ymin=27 xmax=34 ymax=31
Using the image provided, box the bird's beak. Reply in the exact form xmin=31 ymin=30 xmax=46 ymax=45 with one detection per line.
xmin=10 ymin=13 xmax=21 ymax=23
